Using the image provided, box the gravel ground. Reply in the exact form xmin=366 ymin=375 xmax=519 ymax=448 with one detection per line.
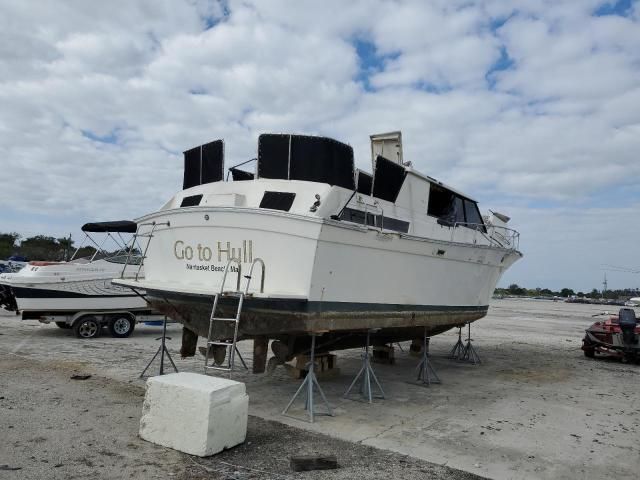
xmin=0 ymin=351 xmax=482 ymax=480
xmin=1 ymin=299 xmax=639 ymax=479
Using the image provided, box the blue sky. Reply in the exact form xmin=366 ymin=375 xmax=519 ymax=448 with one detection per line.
xmin=0 ymin=0 xmax=639 ymax=292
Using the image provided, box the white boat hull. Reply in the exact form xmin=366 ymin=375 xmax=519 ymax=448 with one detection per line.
xmin=0 ymin=259 xmax=149 ymax=316
xmin=9 ymin=279 xmax=147 ymax=313
xmin=117 ymin=207 xmax=520 ymax=339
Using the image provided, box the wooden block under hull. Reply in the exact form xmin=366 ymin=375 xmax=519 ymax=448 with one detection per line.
xmin=288 ymin=353 xmax=339 ymax=379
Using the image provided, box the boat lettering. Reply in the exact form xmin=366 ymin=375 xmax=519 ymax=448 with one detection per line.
xmin=174 ymin=240 xmax=253 ymax=264
xmin=185 ymin=264 xmax=240 ymax=272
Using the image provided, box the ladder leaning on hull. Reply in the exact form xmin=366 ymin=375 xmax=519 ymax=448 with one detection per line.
xmin=204 ymin=257 xmax=266 ymax=374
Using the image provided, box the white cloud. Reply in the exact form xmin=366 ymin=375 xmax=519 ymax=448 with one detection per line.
xmin=0 ymin=0 xmax=638 ymax=291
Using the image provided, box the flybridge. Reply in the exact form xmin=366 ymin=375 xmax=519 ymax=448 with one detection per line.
xmin=179 ymin=132 xmax=490 ymax=235
xmin=182 ymin=132 xmax=413 ymax=206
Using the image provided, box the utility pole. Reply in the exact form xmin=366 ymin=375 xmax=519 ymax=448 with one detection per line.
xmin=602 ymin=273 xmax=608 ymax=299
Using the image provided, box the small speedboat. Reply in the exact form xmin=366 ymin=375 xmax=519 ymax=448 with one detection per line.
xmin=0 ymin=221 xmax=147 ymax=317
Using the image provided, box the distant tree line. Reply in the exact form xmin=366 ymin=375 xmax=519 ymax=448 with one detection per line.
xmin=495 ymin=283 xmax=640 ymax=300
xmin=0 ymin=232 xmax=96 ymax=262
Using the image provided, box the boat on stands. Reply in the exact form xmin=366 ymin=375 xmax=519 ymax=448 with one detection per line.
xmin=114 ymin=132 xmax=522 ymax=370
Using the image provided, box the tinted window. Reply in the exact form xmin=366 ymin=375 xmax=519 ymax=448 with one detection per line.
xmin=379 ymin=216 xmax=410 ymax=233
xmin=180 ymin=194 xmax=203 ymax=207
xmin=340 ymin=207 xmax=409 ymax=233
xmin=342 ymin=207 xmax=367 ymax=225
xmin=259 ymin=191 xmax=296 ymax=211
xmin=463 ymin=200 xmax=486 ymax=232
xmin=427 ymin=184 xmax=456 ymax=222
xmin=454 ymin=197 xmax=466 ymax=224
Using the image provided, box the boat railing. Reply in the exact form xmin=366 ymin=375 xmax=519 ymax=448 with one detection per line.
xmin=488 ymin=225 xmax=520 ymax=250
xmin=120 ymin=221 xmax=170 ymax=280
xmin=450 ymin=222 xmax=520 ymax=250
xmin=357 ymin=198 xmax=385 ymax=231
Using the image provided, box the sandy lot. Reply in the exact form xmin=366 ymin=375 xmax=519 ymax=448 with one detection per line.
xmin=1 ymin=298 xmax=639 ymax=479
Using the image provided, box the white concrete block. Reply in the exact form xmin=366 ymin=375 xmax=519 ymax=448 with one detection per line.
xmin=139 ymin=372 xmax=248 ymax=456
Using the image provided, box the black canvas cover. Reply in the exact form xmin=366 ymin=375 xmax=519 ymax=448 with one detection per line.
xmin=257 ymin=134 xmax=355 ymax=190
xmin=201 ymin=140 xmax=224 ymax=184
xmin=356 ymin=170 xmax=372 ymax=195
xmin=183 ymin=139 xmax=224 ymax=189
xmin=290 ymin=135 xmax=355 ymax=189
xmin=258 ymin=134 xmax=289 ymax=180
xmin=372 ymin=155 xmax=406 ymax=203
xmin=81 ymin=221 xmax=137 ymax=233
xmin=183 ymin=146 xmax=201 ymax=189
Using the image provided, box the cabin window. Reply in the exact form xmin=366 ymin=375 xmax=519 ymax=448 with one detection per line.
xmin=378 ymin=216 xmax=410 ymax=233
xmin=340 ymin=207 xmax=409 ymax=233
xmin=259 ymin=191 xmax=296 ymax=211
xmin=341 ymin=207 xmax=368 ymax=225
xmin=180 ymin=194 xmax=203 ymax=207
xmin=427 ymin=184 xmax=487 ymax=232
xmin=454 ymin=197 xmax=465 ymax=224
xmin=427 ymin=184 xmax=456 ymax=223
xmin=463 ymin=200 xmax=486 ymax=232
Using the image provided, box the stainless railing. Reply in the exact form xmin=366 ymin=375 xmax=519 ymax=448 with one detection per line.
xmin=120 ymin=221 xmax=170 ymax=280
xmin=449 ymin=222 xmax=520 ymax=250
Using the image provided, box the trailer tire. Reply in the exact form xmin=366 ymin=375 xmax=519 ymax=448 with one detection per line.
xmin=55 ymin=321 xmax=72 ymax=329
xmin=108 ymin=314 xmax=135 ymax=338
xmin=74 ymin=316 xmax=101 ymax=339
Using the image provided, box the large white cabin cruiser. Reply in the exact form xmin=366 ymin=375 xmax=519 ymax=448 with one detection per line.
xmin=115 ymin=132 xmax=522 ymax=369
xmin=0 ymin=221 xmax=147 ymax=318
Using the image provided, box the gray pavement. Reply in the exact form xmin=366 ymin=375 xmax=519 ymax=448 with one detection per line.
xmin=1 ymin=299 xmax=639 ymax=479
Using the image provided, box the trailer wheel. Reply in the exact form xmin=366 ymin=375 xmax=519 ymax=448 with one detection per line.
xmin=55 ymin=321 xmax=72 ymax=329
xmin=74 ymin=316 xmax=101 ymax=339
xmin=108 ymin=315 xmax=135 ymax=338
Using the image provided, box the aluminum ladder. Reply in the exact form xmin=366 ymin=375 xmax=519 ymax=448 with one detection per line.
xmin=204 ymin=257 xmax=265 ymax=373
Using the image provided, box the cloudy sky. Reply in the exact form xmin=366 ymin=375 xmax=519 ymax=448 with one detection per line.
xmin=1 ymin=0 xmax=639 ymax=292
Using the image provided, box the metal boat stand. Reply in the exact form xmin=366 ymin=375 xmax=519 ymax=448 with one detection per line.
xmin=448 ymin=326 xmax=465 ymax=360
xmin=140 ymin=316 xmax=178 ymax=378
xmin=282 ymin=333 xmax=333 ymax=423
xmin=460 ymin=322 xmax=481 ymax=365
xmin=413 ymin=326 xmax=440 ymax=386
xmin=344 ymin=329 xmax=385 ymax=403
